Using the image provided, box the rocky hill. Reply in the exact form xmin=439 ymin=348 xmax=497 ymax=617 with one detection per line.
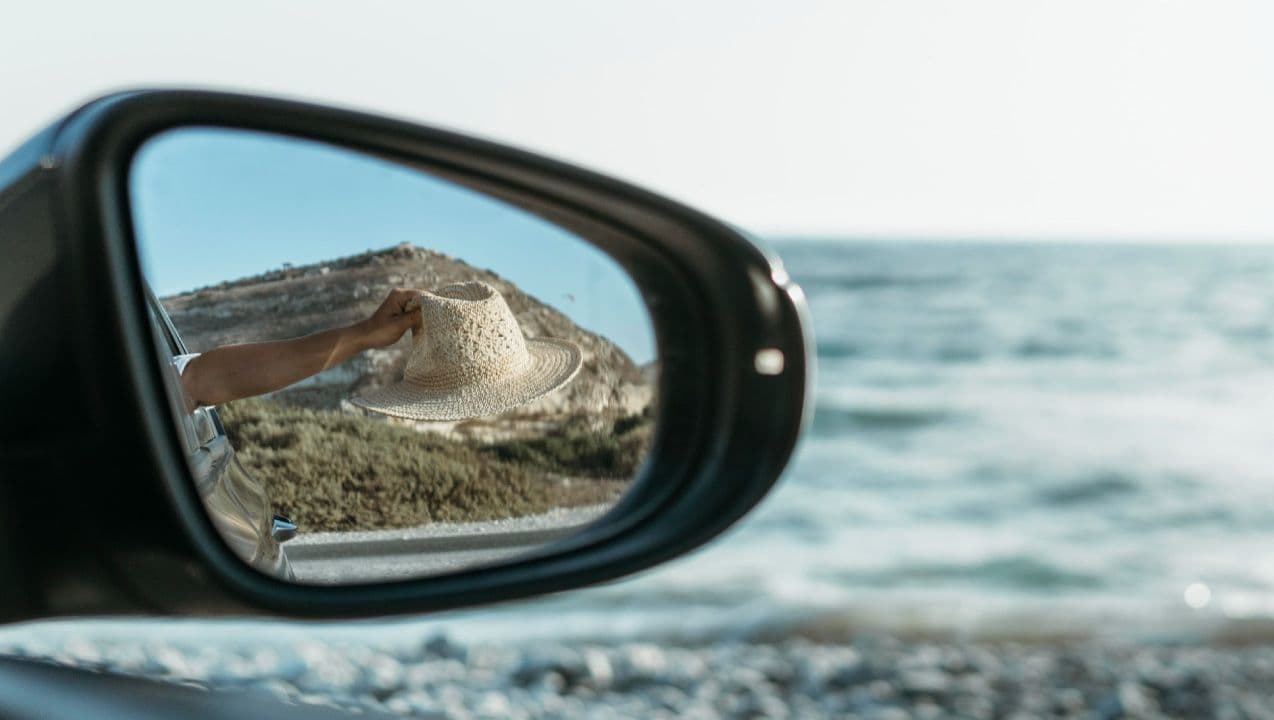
xmin=160 ymin=244 xmax=653 ymax=436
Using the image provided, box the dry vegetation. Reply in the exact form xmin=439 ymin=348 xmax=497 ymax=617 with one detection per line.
xmin=219 ymin=398 xmax=652 ymax=532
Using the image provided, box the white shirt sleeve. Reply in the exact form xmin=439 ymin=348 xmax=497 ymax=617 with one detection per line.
xmin=167 ymin=353 xmax=205 ymax=441
xmin=171 ymin=353 xmax=201 ymax=376
xmin=171 ymin=352 xmax=206 ymax=415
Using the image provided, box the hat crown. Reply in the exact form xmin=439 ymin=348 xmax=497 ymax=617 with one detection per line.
xmin=404 ymin=282 xmax=531 ymax=388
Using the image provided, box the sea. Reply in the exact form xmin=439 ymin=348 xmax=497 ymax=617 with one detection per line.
xmin=9 ymin=240 xmax=1274 ymax=648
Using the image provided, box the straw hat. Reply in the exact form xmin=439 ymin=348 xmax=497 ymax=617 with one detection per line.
xmin=351 ymin=281 xmax=583 ymax=421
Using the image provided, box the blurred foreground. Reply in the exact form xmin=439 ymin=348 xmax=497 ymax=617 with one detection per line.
xmin=3 ymin=630 xmax=1273 ymax=719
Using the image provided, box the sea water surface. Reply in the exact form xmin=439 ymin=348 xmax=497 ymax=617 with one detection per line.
xmin=452 ymin=241 xmax=1274 ymax=643
xmin=11 ymin=241 xmax=1274 ymax=647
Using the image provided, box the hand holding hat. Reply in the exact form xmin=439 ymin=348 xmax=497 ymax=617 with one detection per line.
xmin=352 ymin=281 xmax=583 ymax=421
xmin=359 ymin=288 xmax=426 ymax=350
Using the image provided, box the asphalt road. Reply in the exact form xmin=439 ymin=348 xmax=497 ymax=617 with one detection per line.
xmin=283 ymin=506 xmax=608 ymax=583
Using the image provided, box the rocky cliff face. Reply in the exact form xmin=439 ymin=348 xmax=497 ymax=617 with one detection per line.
xmin=160 ymin=244 xmax=653 ymax=434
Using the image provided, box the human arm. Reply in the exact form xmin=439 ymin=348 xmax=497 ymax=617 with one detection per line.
xmin=178 ymin=288 xmax=423 ymax=412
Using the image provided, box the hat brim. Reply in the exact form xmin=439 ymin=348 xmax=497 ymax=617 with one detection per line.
xmin=349 ymin=338 xmax=583 ymax=422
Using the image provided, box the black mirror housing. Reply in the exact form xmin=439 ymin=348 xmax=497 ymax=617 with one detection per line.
xmin=0 ymin=90 xmax=810 ymax=620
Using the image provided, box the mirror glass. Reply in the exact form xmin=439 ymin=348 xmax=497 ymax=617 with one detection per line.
xmin=129 ymin=127 xmax=657 ymax=584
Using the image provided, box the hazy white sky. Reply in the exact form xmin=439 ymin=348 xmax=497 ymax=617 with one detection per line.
xmin=4 ymin=1 xmax=1274 ymax=240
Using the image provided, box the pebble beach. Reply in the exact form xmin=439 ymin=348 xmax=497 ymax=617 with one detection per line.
xmin=6 ymin=631 xmax=1274 ymax=719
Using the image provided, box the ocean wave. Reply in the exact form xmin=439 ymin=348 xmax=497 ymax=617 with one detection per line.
xmin=811 ymin=403 xmax=954 ymax=435
xmin=774 ymin=601 xmax=1274 ymax=646
xmin=1033 ymin=471 xmax=1141 ymax=507
xmin=828 ymin=556 xmax=1105 ymax=592
xmin=813 ymin=340 xmax=985 ymax=364
xmin=1014 ymin=337 xmax=1120 ymax=360
xmin=800 ymin=273 xmax=962 ymax=292
xmin=12 ymin=597 xmax=1274 ymax=656
xmin=815 ymin=339 xmax=861 ymax=359
xmin=1114 ymin=505 xmax=1241 ymax=531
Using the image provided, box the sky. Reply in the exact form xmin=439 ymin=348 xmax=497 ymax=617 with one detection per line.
xmin=3 ymin=1 xmax=1274 ymax=241
xmin=131 ymin=128 xmax=656 ymax=364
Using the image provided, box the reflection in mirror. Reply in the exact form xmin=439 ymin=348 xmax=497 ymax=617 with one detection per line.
xmin=129 ymin=128 xmax=657 ymax=584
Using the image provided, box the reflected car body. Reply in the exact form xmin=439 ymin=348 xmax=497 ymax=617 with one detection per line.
xmin=145 ymin=287 xmax=296 ymax=581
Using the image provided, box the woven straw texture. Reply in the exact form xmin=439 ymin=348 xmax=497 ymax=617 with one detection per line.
xmin=351 ymin=281 xmax=583 ymax=421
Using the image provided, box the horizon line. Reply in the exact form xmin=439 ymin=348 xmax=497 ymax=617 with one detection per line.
xmin=763 ymin=233 xmax=1274 ymax=246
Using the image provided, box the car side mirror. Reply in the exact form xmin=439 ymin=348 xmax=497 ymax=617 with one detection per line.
xmin=0 ymin=90 xmax=810 ymax=619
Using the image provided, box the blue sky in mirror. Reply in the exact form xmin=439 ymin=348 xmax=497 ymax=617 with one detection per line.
xmin=130 ymin=127 xmax=655 ymax=365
